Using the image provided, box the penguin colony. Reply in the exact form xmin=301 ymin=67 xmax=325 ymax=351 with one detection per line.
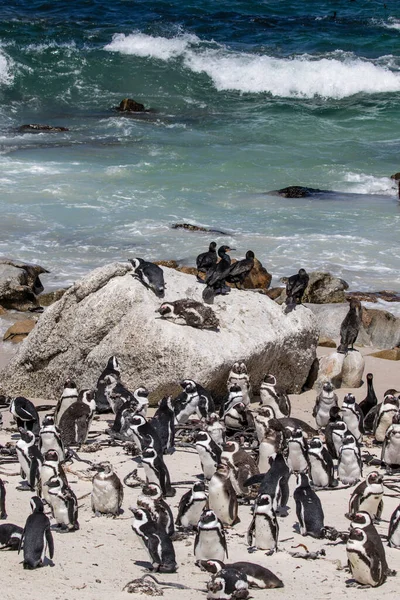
xmin=0 ymin=247 xmax=399 ymax=597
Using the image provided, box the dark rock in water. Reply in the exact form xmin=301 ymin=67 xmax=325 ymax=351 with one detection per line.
xmin=267 ymin=186 xmax=330 ymax=198
xmin=347 ymin=290 xmax=400 ymax=303
xmin=116 ymin=98 xmax=145 ymax=112
xmin=19 ymin=124 xmax=69 ymax=133
xmin=0 ymin=258 xmax=49 ymax=311
xmin=155 ymin=260 xmax=179 ymax=269
xmin=302 ymin=272 xmax=348 ymax=304
xmin=171 ymin=223 xmax=227 ymax=235
xmin=390 ymin=172 xmax=400 ymax=181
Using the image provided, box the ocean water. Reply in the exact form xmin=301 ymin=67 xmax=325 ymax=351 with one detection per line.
xmin=0 ymin=0 xmax=399 ymax=294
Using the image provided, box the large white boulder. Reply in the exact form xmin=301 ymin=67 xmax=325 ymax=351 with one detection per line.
xmin=0 ymin=262 xmax=318 ymax=403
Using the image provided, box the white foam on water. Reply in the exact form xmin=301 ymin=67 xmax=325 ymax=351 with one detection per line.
xmin=381 ymin=18 xmax=400 ymax=31
xmin=104 ymin=31 xmax=199 ymax=60
xmin=0 ymin=49 xmax=14 ymax=85
xmin=340 ymin=172 xmax=396 ymax=195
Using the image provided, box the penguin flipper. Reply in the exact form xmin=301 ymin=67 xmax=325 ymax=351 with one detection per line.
xmin=18 ymin=528 xmax=25 ymax=554
xmin=247 ymin=517 xmax=255 ymax=547
xmin=244 ymin=474 xmax=264 ymax=487
xmin=46 ymin=525 xmax=55 ymax=559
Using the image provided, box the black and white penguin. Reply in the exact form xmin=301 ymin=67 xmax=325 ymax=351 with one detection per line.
xmin=16 ymin=428 xmax=43 ymax=491
xmin=347 ymin=471 xmax=384 ymax=521
xmin=206 ymin=413 xmax=226 ymax=447
xmin=293 ymin=472 xmax=325 ymax=538
xmin=203 ymin=245 xmax=235 ymax=304
xmin=247 ymin=493 xmax=278 ymax=553
xmin=388 ymin=504 xmax=400 ymax=548
xmin=341 ymin=393 xmax=364 ymax=443
xmin=194 ymin=509 xmax=228 ymax=562
xmin=125 ymin=414 xmax=163 ymax=454
xmin=111 ymin=386 xmax=149 ymax=436
xmin=46 ymin=476 xmax=79 ymax=532
xmin=130 ymin=507 xmax=177 ymax=572
xmin=359 ymin=373 xmax=378 ymax=420
xmin=227 ymin=362 xmax=252 ymax=406
xmin=39 ymin=449 xmax=68 ymax=504
xmin=176 ymin=481 xmax=207 ymax=530
xmin=141 ymin=447 xmax=175 ymax=497
xmin=221 ymin=441 xmax=259 ymax=496
xmin=337 ymin=434 xmax=362 ymax=485
xmin=195 ymin=431 xmax=222 ymax=480
xmin=129 ymin=257 xmax=165 ymax=298
xmin=286 ymin=427 xmax=309 ymax=474
xmin=173 ymin=379 xmax=201 ymax=424
xmin=245 ymin=453 xmax=290 ymax=515
xmin=39 ymin=416 xmax=65 ymax=462
xmin=198 ymin=560 xmax=283 ymax=589
xmin=382 ymin=414 xmax=400 ymax=468
xmin=346 ymin=526 xmax=387 ymax=587
xmin=102 ymin=373 xmax=136 ymax=415
xmin=348 ymin=511 xmax=392 ymax=585
xmin=0 ymin=478 xmax=6 ymax=519
xmin=223 ymin=387 xmax=252 ymax=432
xmin=225 ymin=250 xmax=255 ymax=289
xmin=313 ymin=382 xmax=338 ymax=428
xmin=95 ymin=355 xmax=121 ymax=413
xmin=337 ymin=298 xmax=362 ymax=354
xmin=137 ymin=482 xmax=175 ymax=538
xmin=54 ymin=379 xmax=78 ymax=426
xmin=91 ymin=461 xmax=123 ymax=517
xmin=19 ymin=496 xmax=54 ymax=569
xmin=157 ymin=299 xmax=219 ymax=330
xmin=196 ymin=241 xmax=217 ymax=280
xmin=208 ymin=463 xmax=239 ymax=526
xmin=10 ymin=396 xmax=39 ymax=435
xmin=59 ymin=390 xmax=95 ymax=447
xmin=325 ymin=411 xmax=349 ymax=460
xmin=0 ymin=523 xmax=23 ymax=550
xmin=259 ymin=374 xmax=291 ymax=418
xmin=284 ymin=268 xmax=309 ymax=307
xmin=206 ymin=567 xmax=249 ymax=600
xmin=150 ymin=395 xmax=175 ymax=454
xmin=374 ymin=394 xmax=399 ymax=443
xmin=308 ymin=436 xmax=336 ymax=488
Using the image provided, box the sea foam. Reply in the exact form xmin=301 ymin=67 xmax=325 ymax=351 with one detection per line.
xmin=0 ymin=50 xmax=13 ymax=85
xmin=104 ymin=32 xmax=199 ymax=60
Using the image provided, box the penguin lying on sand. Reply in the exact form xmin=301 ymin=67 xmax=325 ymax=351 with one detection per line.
xmin=206 ymin=567 xmax=249 ymax=600
xmin=197 ymin=560 xmax=283 ymax=589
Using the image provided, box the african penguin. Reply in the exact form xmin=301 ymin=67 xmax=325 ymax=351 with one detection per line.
xmin=341 ymin=393 xmax=364 ymax=443
xmin=95 ymin=355 xmax=121 ymax=413
xmin=176 ymin=481 xmax=207 ymax=530
xmin=206 ymin=413 xmax=226 ymax=447
xmin=141 ymin=447 xmax=175 ymax=497
xmin=0 ymin=523 xmax=23 ymax=550
xmin=157 ymin=299 xmax=219 ymax=330
xmin=346 ymin=527 xmax=387 ymax=587
xmin=91 ymin=461 xmax=124 ymax=517
xmin=206 ymin=567 xmax=249 ymax=600
xmin=39 ymin=449 xmax=68 ymax=505
xmin=247 ymin=493 xmax=278 ymax=554
xmin=58 ymin=389 xmax=95 ymax=447
xmin=388 ymin=504 xmax=400 ymax=548
xmin=259 ymin=374 xmax=291 ymax=418
xmin=197 ymin=560 xmax=283 ymax=589
xmin=54 ymin=379 xmax=78 ymax=426
xmin=313 ymin=382 xmax=338 ymax=428
xmin=10 ymin=396 xmax=40 ymax=435
xmin=286 ymin=427 xmax=309 ymax=474
xmin=16 ymin=428 xmax=43 ymax=491
xmin=374 ymin=395 xmax=399 ymax=443
xmin=208 ymin=463 xmax=239 ymax=526
xmin=129 ymin=257 xmax=165 ymax=298
xmin=46 ymin=475 xmax=79 ymax=532
xmin=337 ymin=434 xmax=362 ymax=485
xmin=195 ymin=431 xmax=222 ymax=481
xmin=130 ymin=507 xmax=177 ymax=573
xmin=150 ymin=395 xmax=175 ymax=454
xmin=137 ymin=482 xmax=175 ymax=538
xmin=347 ymin=471 xmax=384 ymax=521
xmin=19 ymin=496 xmax=54 ymax=569
xmin=39 ymin=416 xmax=65 ymax=462
xmin=221 ymin=441 xmax=259 ymax=496
xmin=381 ymin=415 xmax=400 ymax=468
xmin=245 ymin=453 xmax=290 ymax=515
xmin=308 ymin=436 xmax=336 ymax=488
xmin=293 ymin=472 xmax=325 ymax=538
xmin=227 ymin=361 xmax=252 ymax=406
xmin=125 ymin=414 xmax=163 ymax=454
xmin=194 ymin=509 xmax=228 ymax=562
xmin=173 ymin=379 xmax=202 ymax=424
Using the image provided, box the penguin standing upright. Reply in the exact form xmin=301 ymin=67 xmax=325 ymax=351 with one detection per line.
xmin=130 ymin=507 xmax=177 ymax=573
xmin=102 ymin=374 xmax=137 ymax=415
xmin=151 ymin=395 xmax=175 ymax=453
xmin=59 ymin=390 xmax=95 ymax=447
xmin=95 ymin=356 xmax=121 ymax=413
xmin=176 ymin=481 xmax=207 ymax=530
xmin=195 ymin=431 xmax=222 ymax=480
xmin=39 ymin=450 xmax=68 ymax=505
xmin=54 ymin=379 xmax=78 ymax=426
xmin=129 ymin=257 xmax=165 ymax=298
xmin=382 ymin=414 xmax=400 ymax=468
xmin=208 ymin=463 xmax=239 ymax=526
xmin=194 ymin=509 xmax=228 ymax=562
xmin=207 ymin=567 xmax=249 ymax=600
xmin=221 ymin=441 xmax=259 ymax=496
xmin=325 ymin=412 xmax=349 ymax=459
xmin=247 ymin=493 xmax=278 ymax=553
xmin=227 ymin=362 xmax=252 ymax=406
xmin=91 ymin=461 xmax=123 ymax=517
xmin=46 ymin=475 xmax=79 ymax=532
xmin=206 ymin=413 xmax=226 ymax=447
xmin=308 ymin=437 xmax=336 ymax=488
xmin=141 ymin=447 xmax=175 ymax=497
xmin=223 ymin=386 xmax=251 ymax=432
xmin=245 ymin=453 xmax=290 ymax=515
xmin=173 ymin=379 xmax=202 ymax=424
xmin=374 ymin=395 xmax=399 ymax=443
xmin=388 ymin=504 xmax=400 ymax=548
xmin=313 ymin=382 xmax=338 ymax=428
xmin=125 ymin=414 xmax=163 ymax=454
xmin=259 ymin=374 xmax=291 ymax=418
xmin=16 ymin=429 xmax=43 ymax=491
xmin=39 ymin=416 xmax=65 ymax=462
xmin=286 ymin=428 xmax=309 ymax=474
xmin=10 ymin=397 xmax=40 ymax=435
xmin=137 ymin=483 xmax=174 ymax=538
xmin=254 ymin=413 xmax=285 ymax=473
xmin=0 ymin=478 xmax=6 ymax=519
xmin=337 ymin=434 xmax=362 ymax=485
xmin=19 ymin=497 xmax=54 ymax=569
xmin=347 ymin=472 xmax=384 ymax=521
xmin=341 ymin=393 xmax=364 ymax=443
xmin=337 ymin=298 xmax=362 ymax=354
xmin=346 ymin=527 xmax=387 ymax=587
xmin=293 ymin=473 xmax=325 ymax=538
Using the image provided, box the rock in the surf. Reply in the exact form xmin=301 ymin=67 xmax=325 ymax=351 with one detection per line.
xmin=116 ymin=98 xmax=145 ymax=112
xmin=0 ymin=258 xmax=49 ymax=311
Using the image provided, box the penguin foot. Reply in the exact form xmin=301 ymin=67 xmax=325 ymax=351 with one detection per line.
xmin=345 ymin=581 xmax=371 ymax=588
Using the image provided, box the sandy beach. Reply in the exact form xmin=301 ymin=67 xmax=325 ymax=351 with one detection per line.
xmin=0 ymin=343 xmax=399 ymax=600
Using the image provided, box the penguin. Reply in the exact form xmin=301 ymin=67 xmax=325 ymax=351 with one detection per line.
xmin=176 ymin=481 xmax=207 ymax=530
xmin=346 ymin=526 xmax=387 ymax=587
xmin=102 ymin=373 xmax=137 ymax=415
xmin=286 ymin=427 xmax=309 ymax=474
xmin=325 ymin=413 xmax=349 ymax=460
xmin=141 ymin=447 xmax=175 ymax=497
xmin=381 ymin=414 xmax=400 ymax=468
xmin=39 ymin=449 xmax=68 ymax=504
xmin=54 ymin=379 xmax=78 ymax=426
xmin=337 ymin=298 xmax=362 ymax=354
xmin=203 ymin=245 xmax=235 ymax=304
xmin=388 ymin=504 xmax=400 ymax=548
xmin=197 ymin=560 xmax=283 ymax=589
xmin=337 ymin=434 xmax=362 ymax=485
xmin=91 ymin=461 xmax=124 ymax=517
xmin=278 ymin=416 xmax=317 ymax=438
xmin=313 ymin=382 xmax=338 ymax=428
xmin=38 ymin=416 xmax=65 ymax=462
xmin=341 ymin=393 xmax=364 ymax=443
xmin=125 ymin=414 xmax=163 ymax=454
xmin=157 ymin=299 xmax=219 ymax=330
xmin=19 ymin=496 xmax=54 ymax=569
xmin=259 ymin=374 xmax=291 ymax=418
xmin=225 ymin=250 xmax=255 ymax=289
xmin=349 ymin=511 xmax=392 ymax=583
xmin=347 ymin=471 xmax=384 ymax=521
xmin=223 ymin=387 xmax=252 ymax=432
xmin=10 ymin=396 xmax=39 ymax=435
xmin=221 ymin=441 xmax=259 ymax=496
xmin=0 ymin=478 xmax=6 ymax=519
xmin=194 ymin=509 xmax=228 ymax=562
xmin=95 ymin=355 xmax=121 ymax=413
xmin=227 ymin=362 xmax=252 ymax=406
xmin=59 ymin=389 xmax=95 ymax=447
xmin=206 ymin=413 xmax=226 ymax=447
xmin=0 ymin=523 xmax=24 ymax=550
xmin=308 ymin=436 xmax=336 ymax=488
xmin=195 ymin=431 xmax=222 ymax=480
xmin=208 ymin=463 xmax=239 ymax=526
xmin=374 ymin=395 xmax=399 ymax=443
xmin=284 ymin=268 xmax=309 ymax=307
xmin=206 ymin=567 xmax=249 ymax=600
xmin=150 ymin=395 xmax=175 ymax=454
xmin=247 ymin=493 xmax=278 ymax=553
xmin=46 ymin=475 xmax=79 ymax=532
xmin=16 ymin=428 xmax=43 ymax=491
xmin=365 ymin=387 xmax=399 ymax=433
xmin=254 ymin=413 xmax=285 ymax=473
xmin=173 ymin=379 xmax=202 ymax=424
xmin=137 ymin=483 xmax=175 ymax=538
xmin=129 ymin=257 xmax=165 ymax=298
xmin=111 ymin=386 xmax=149 ymax=436
xmin=293 ymin=472 xmax=325 ymax=538
xmin=245 ymin=453 xmax=290 ymax=515
xmin=196 ymin=241 xmax=217 ymax=281
xmin=130 ymin=507 xmax=177 ymax=572
xmin=359 ymin=373 xmax=378 ymax=420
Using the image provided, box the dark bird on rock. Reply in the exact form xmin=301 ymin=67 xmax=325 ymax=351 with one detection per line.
xmin=337 ymin=298 xmax=362 ymax=354
xmin=225 ymin=250 xmax=255 ymax=289
xmin=284 ymin=268 xmax=309 ymax=308
xmin=202 ymin=245 xmax=235 ymax=305
xmin=129 ymin=257 xmax=165 ymax=298
xmin=157 ymin=299 xmax=219 ymax=330
xmin=196 ymin=242 xmax=217 ymax=280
